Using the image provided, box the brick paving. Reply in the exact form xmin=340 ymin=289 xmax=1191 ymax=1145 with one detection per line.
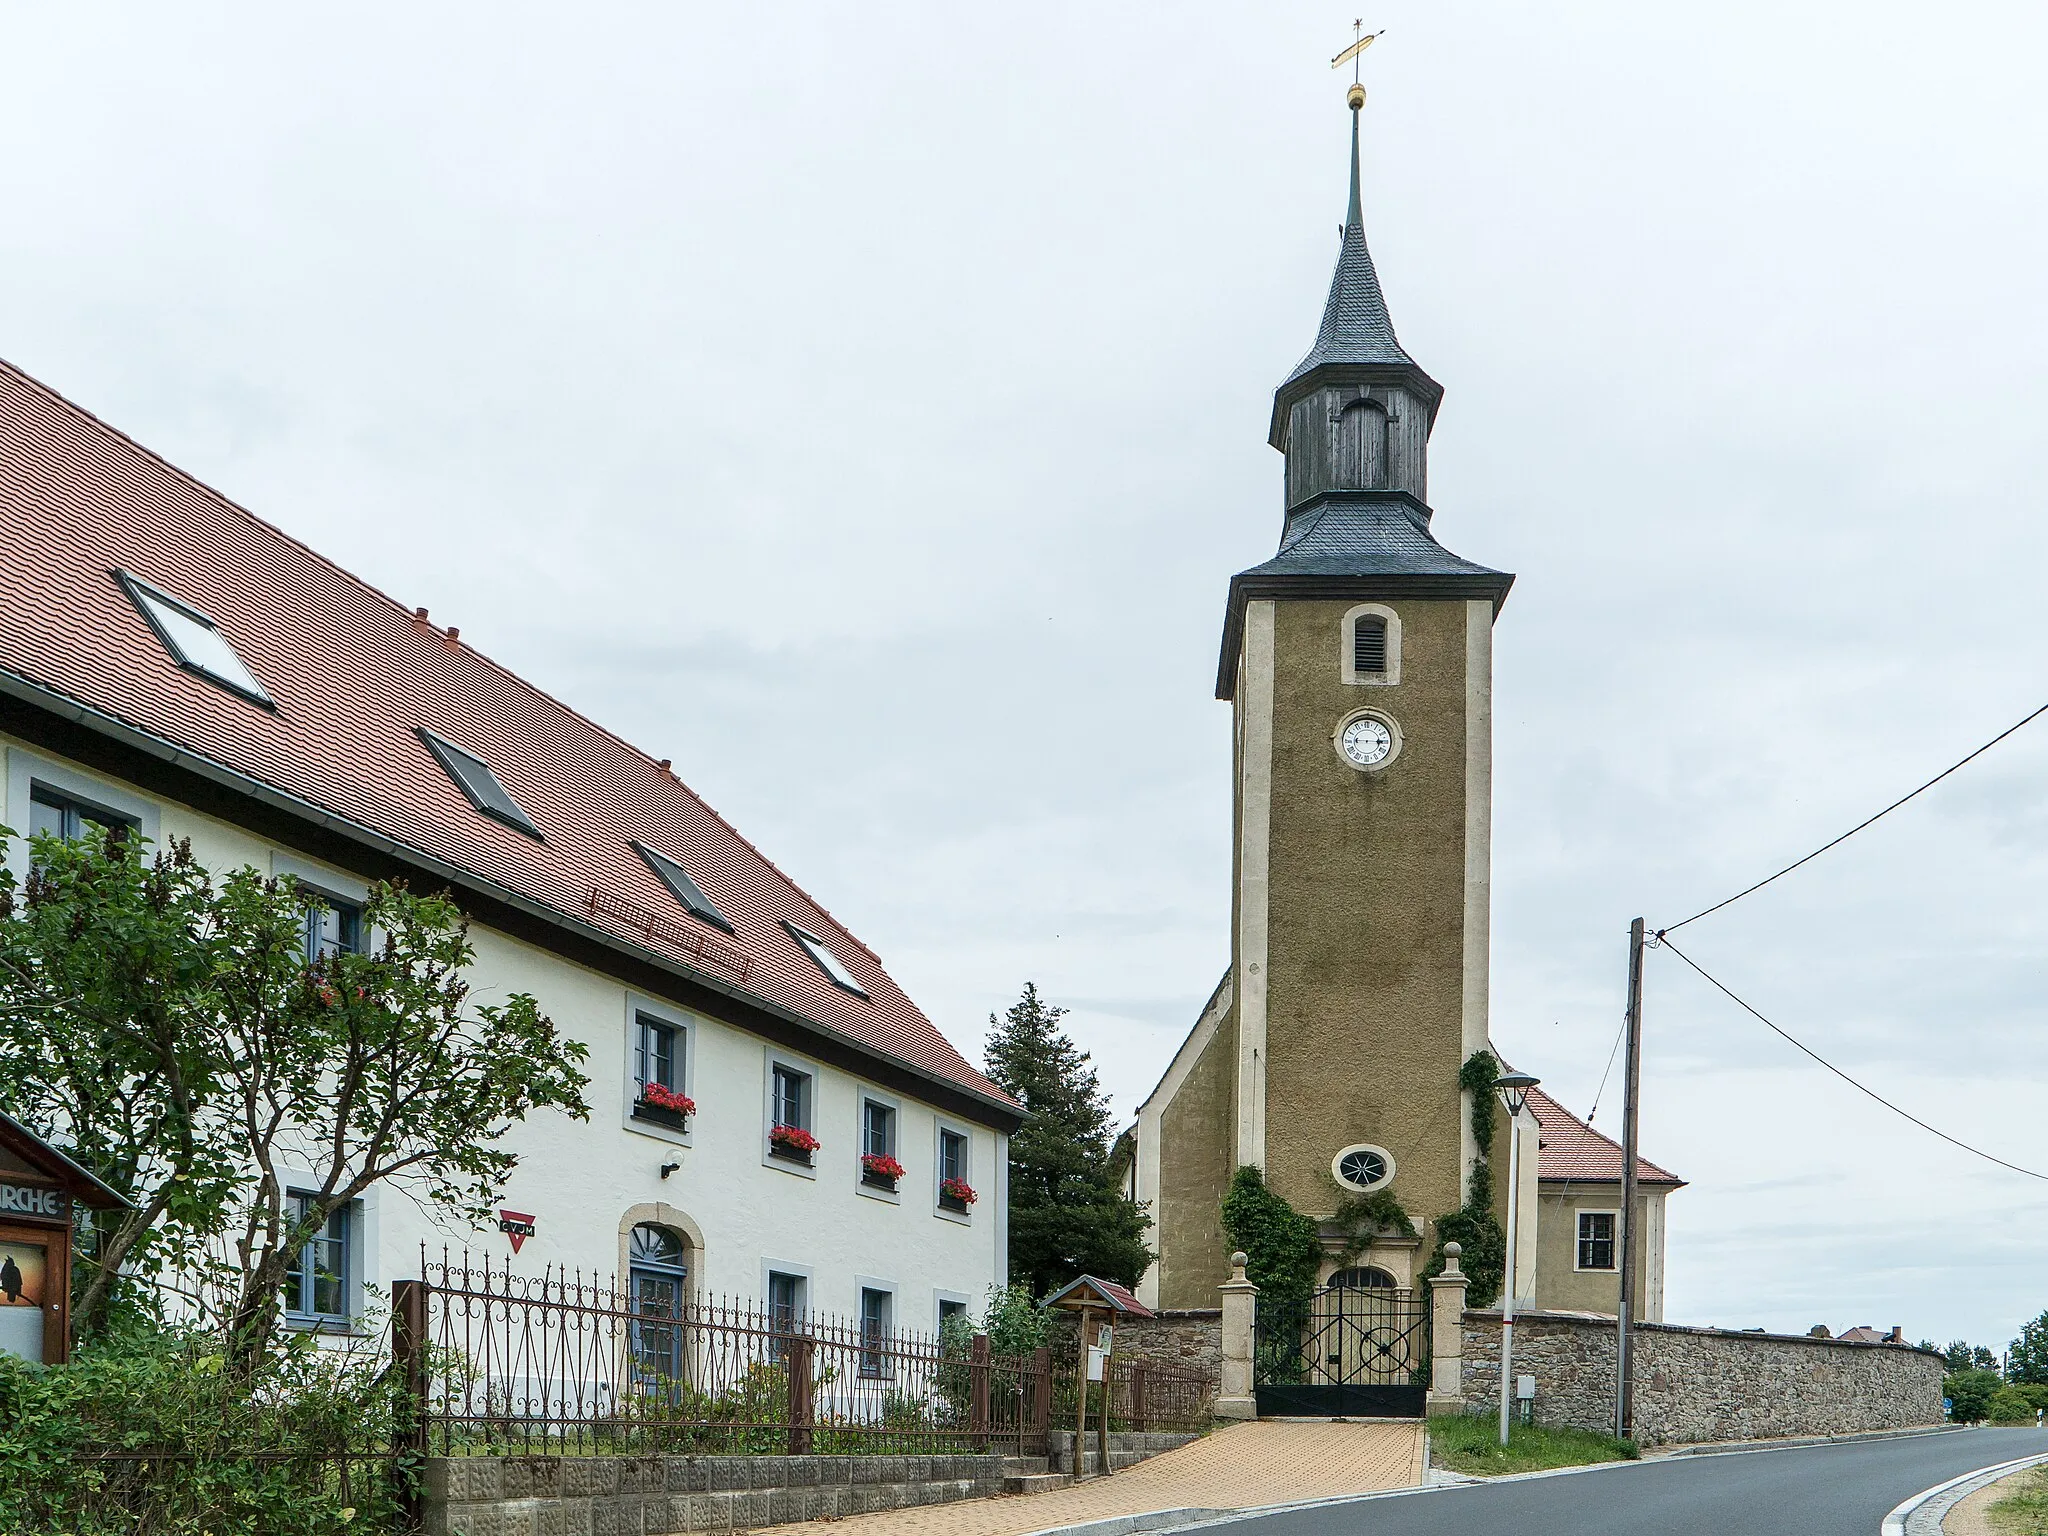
xmin=749 ymin=1420 xmax=1426 ymax=1536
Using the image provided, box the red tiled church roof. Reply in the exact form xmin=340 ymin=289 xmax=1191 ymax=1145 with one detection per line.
xmin=1528 ymin=1085 xmax=1684 ymax=1187
xmin=0 ymin=358 xmax=1014 ymax=1114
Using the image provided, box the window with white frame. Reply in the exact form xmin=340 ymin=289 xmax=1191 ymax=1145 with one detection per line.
xmin=766 ymin=1270 xmax=807 ymax=1362
xmin=858 ymin=1095 xmax=901 ymax=1192
xmin=636 ymin=1015 xmax=680 ymax=1095
xmin=772 ymin=1064 xmax=810 ymax=1131
xmin=862 ymin=1099 xmax=895 ymax=1158
xmin=1577 ymin=1210 xmax=1617 ymax=1271
xmin=858 ymin=1286 xmax=894 ymax=1378
xmin=766 ymin=1059 xmax=817 ymax=1168
xmin=937 ymin=1127 xmax=972 ymax=1214
xmin=284 ymin=1192 xmax=352 ymax=1325
xmin=28 ymin=784 xmax=137 ymax=845
xmin=302 ymin=892 xmax=363 ymax=963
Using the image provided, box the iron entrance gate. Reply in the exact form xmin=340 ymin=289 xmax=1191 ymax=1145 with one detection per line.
xmin=1254 ymin=1281 xmax=1430 ymax=1418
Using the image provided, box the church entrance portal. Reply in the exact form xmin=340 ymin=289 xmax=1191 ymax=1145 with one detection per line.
xmin=1253 ymin=1280 xmax=1429 ymax=1418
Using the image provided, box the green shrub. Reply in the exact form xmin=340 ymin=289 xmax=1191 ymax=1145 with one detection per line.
xmin=1945 ymin=1368 xmax=2004 ymax=1422
xmin=1986 ymin=1385 xmax=2039 ymax=1424
xmin=0 ymin=1324 xmax=403 ymax=1535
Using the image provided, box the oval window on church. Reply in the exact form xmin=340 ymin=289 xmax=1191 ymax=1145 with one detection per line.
xmin=1331 ymin=1142 xmax=1396 ymax=1192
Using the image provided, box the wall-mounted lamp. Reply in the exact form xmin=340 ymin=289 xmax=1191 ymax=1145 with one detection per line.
xmin=660 ymin=1162 xmax=681 ymax=1180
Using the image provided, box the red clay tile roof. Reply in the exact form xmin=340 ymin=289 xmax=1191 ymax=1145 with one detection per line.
xmin=1042 ymin=1276 xmax=1154 ymax=1317
xmin=0 ymin=358 xmax=1014 ymax=1115
xmin=1528 ymin=1085 xmax=1684 ymax=1187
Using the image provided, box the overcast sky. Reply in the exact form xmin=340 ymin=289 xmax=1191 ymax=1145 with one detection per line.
xmin=5 ymin=2 xmax=2047 ymax=1350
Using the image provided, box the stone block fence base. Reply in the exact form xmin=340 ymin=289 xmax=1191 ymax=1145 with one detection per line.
xmin=1457 ymin=1310 xmax=1946 ymax=1447
xmin=424 ymin=1453 xmax=1006 ymax=1536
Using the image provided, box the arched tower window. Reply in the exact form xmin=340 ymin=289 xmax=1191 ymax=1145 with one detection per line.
xmin=1341 ymin=604 xmax=1401 ymax=686
xmin=1337 ymin=399 xmax=1389 ymax=489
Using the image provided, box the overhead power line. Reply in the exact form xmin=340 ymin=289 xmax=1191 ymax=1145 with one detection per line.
xmin=1663 ymin=698 xmax=2048 ymax=933
xmin=1585 ymin=1013 xmax=1627 ymax=1128
xmin=1655 ymin=934 xmax=2048 ymax=1183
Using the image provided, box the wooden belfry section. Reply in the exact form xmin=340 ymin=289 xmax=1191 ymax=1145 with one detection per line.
xmin=0 ymin=1110 xmax=130 ymax=1364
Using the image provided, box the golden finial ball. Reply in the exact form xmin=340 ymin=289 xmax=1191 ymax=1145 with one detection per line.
xmin=1347 ymin=84 xmax=1366 ymax=111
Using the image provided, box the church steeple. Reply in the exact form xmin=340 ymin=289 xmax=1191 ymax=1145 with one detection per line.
xmin=1269 ymin=88 xmax=1443 ymax=508
xmin=1286 ymin=93 xmax=1417 ymax=380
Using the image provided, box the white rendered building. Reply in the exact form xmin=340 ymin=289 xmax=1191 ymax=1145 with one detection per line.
xmin=0 ymin=357 xmax=1018 ymax=1339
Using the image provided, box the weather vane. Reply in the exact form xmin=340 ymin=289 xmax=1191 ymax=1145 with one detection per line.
xmin=1330 ymin=20 xmax=1384 ymax=110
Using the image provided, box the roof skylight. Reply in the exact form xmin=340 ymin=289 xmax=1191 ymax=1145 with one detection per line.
xmin=116 ymin=570 xmax=272 ymax=706
xmin=783 ymin=920 xmax=868 ymax=997
xmin=416 ymin=728 xmax=543 ymax=840
xmin=634 ymin=841 xmax=733 ymax=933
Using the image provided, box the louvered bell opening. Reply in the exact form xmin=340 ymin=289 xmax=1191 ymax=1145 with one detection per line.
xmin=1353 ymin=617 xmax=1388 ymax=676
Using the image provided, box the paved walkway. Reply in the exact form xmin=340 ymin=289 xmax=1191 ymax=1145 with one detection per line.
xmin=753 ymin=1420 xmax=1426 ymax=1536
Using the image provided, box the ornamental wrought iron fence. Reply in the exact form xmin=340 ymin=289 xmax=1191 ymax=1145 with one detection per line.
xmin=399 ymin=1250 xmax=1217 ymax=1463
xmin=405 ymin=1249 xmax=1057 ymax=1457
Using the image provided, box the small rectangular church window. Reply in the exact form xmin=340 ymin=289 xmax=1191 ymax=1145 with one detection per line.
xmin=1577 ymin=1211 xmax=1616 ymax=1271
xmin=1353 ymin=617 xmax=1387 ymax=675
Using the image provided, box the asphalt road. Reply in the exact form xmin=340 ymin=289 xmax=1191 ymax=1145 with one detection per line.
xmin=1205 ymin=1427 xmax=2046 ymax=1536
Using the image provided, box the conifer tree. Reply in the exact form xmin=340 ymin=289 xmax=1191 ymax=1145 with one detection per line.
xmin=983 ymin=983 xmax=1150 ymax=1297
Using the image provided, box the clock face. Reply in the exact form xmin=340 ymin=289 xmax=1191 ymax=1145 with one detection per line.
xmin=1339 ymin=715 xmax=1393 ymax=768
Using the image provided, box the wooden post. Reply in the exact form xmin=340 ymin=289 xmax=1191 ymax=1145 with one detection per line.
xmin=1073 ymin=1306 xmax=1094 ymax=1474
xmin=969 ymin=1332 xmax=991 ymax=1450
xmin=1616 ymin=916 xmax=1646 ymax=1442
xmin=1096 ymin=1341 xmax=1112 ymax=1477
xmin=787 ymin=1334 xmax=815 ymax=1455
xmin=390 ymin=1277 xmax=429 ymax=1529
xmin=1130 ymin=1360 xmax=1149 ymax=1433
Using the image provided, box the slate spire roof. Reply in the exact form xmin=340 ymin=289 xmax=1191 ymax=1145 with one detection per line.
xmin=1280 ymin=100 xmax=1419 ymax=388
xmin=1236 ymin=490 xmax=1509 ymax=585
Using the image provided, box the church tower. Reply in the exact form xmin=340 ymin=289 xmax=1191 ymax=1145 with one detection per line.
xmin=1133 ymin=88 xmax=1513 ymax=1309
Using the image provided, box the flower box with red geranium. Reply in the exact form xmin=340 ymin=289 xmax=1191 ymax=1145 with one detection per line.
xmin=938 ymin=1177 xmax=977 ymax=1212
xmin=633 ymin=1081 xmax=696 ymax=1132
xmin=769 ymin=1124 xmax=820 ymax=1166
xmin=860 ymin=1153 xmax=906 ymax=1191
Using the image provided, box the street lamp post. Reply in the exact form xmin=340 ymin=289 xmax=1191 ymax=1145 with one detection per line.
xmin=1492 ymin=1071 xmax=1540 ymax=1448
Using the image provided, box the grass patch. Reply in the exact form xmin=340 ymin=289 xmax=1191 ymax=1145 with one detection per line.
xmin=1428 ymin=1412 xmax=1640 ymax=1477
xmin=1989 ymin=1466 xmax=2048 ymax=1535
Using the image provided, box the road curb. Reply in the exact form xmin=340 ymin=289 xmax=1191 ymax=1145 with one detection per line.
xmin=1658 ymin=1424 xmax=1964 ymax=1458
xmin=1019 ymin=1510 xmax=1233 ymax=1536
xmin=1880 ymin=1451 xmax=2048 ymax=1536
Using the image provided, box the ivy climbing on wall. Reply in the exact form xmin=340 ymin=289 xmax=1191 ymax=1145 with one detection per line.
xmin=1220 ymin=1164 xmax=1321 ymax=1323
xmin=1422 ymin=1049 xmax=1507 ymax=1308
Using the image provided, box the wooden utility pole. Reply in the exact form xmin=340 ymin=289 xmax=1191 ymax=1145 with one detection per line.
xmin=1615 ymin=918 xmax=1646 ymax=1441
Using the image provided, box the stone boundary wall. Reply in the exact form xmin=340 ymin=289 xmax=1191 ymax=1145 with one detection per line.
xmin=424 ymin=1452 xmax=1006 ymax=1536
xmin=1459 ymin=1310 xmax=1945 ymax=1447
xmin=1045 ymin=1309 xmax=1223 ymax=1376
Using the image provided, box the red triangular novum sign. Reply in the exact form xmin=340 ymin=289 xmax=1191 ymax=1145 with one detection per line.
xmin=498 ymin=1209 xmax=536 ymax=1255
